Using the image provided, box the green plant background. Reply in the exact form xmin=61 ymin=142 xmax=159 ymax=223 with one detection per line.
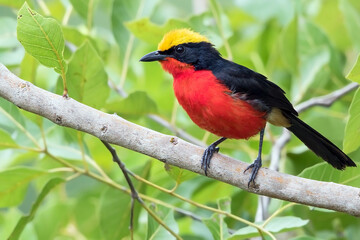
xmin=0 ymin=0 xmax=360 ymax=239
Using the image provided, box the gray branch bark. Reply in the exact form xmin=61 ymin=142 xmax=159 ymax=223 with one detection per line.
xmin=1 ymin=63 xmax=359 ymax=216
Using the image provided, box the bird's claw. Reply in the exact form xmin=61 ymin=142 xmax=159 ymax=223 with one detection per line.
xmin=201 ymin=145 xmax=220 ymax=176
xmin=244 ymin=158 xmax=262 ymax=188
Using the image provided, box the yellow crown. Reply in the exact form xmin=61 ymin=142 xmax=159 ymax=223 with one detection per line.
xmin=158 ymin=29 xmax=209 ymax=51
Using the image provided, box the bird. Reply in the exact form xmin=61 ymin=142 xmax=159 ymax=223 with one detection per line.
xmin=140 ymin=28 xmax=356 ymax=187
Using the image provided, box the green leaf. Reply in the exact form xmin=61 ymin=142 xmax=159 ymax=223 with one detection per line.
xmin=233 ymin=0 xmax=294 ymax=25
xmin=217 ymin=197 xmax=231 ymax=213
xmin=33 ymin=201 xmax=71 ymax=239
xmin=314 ymin=0 xmax=351 ymax=50
xmin=147 ymin=205 xmax=179 ymax=240
xmin=291 ymin=236 xmax=322 ymax=240
xmin=69 ymin=0 xmax=89 ymax=20
xmin=99 ymin=187 xmax=141 ymax=240
xmin=201 ymin=198 xmax=231 ymax=240
xmin=19 ymin=52 xmax=39 ymax=83
xmin=298 ymin=162 xmax=360 ymax=187
xmin=17 ymin=2 xmax=67 ymax=76
xmin=229 ymin=223 xmax=269 ymax=239
xmin=344 ymin=88 xmax=360 ymax=153
xmin=293 ymin=19 xmax=334 ymax=102
xmin=66 ymin=40 xmax=109 ymax=109
xmin=165 ymin=164 xmax=197 ymax=185
xmin=229 ymin=216 xmax=308 ymax=239
xmin=73 ymin=192 xmax=103 ymax=239
xmin=202 ymin=198 xmax=231 ymax=240
xmin=297 ymin=48 xmax=330 ymax=100
xmin=0 ymin=129 xmax=18 ymax=149
xmin=0 ymin=17 xmax=19 ymax=48
xmin=126 ymin=18 xmax=189 ymax=45
xmin=203 ymin=213 xmax=231 ymax=240
xmin=8 ymin=178 xmax=64 ymax=240
xmin=62 ymin=26 xmax=88 ymax=47
xmin=280 ymin=17 xmax=298 ymax=73
xmin=264 ymin=216 xmax=309 ymax=232
xmin=340 ymin=0 xmax=360 ymax=50
xmin=208 ymin=0 xmax=233 ymax=46
xmin=0 ymin=0 xmax=29 ymax=8
xmin=106 ymin=91 xmax=157 ymax=119
xmin=0 ymin=209 xmax=23 ymax=240
xmin=0 ymin=17 xmax=25 ymax=66
xmin=0 ymin=98 xmax=26 ymax=131
xmin=346 ymin=54 xmax=360 ymax=83
xmin=0 ymin=167 xmax=46 ymax=207
xmin=111 ymin=0 xmax=140 ymax=53
xmin=0 ymin=46 xmax=25 ymax=66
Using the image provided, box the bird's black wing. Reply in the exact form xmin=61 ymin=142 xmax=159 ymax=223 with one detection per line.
xmin=211 ymin=59 xmax=298 ymax=116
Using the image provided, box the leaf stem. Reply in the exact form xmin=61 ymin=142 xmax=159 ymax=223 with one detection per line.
xmin=208 ymin=0 xmax=233 ymax=60
xmin=77 ymin=132 xmax=89 ymax=172
xmin=170 ymin=100 xmax=179 ymax=126
xmin=118 ymin=0 xmax=145 ymax=88
xmin=87 ymin=0 xmax=94 ymax=31
xmin=62 ymin=5 xmax=73 ymax=25
xmin=261 ymin=203 xmax=296 ymax=228
xmin=36 ymin=0 xmax=50 ymax=15
xmin=0 ymin=107 xmax=41 ymax=148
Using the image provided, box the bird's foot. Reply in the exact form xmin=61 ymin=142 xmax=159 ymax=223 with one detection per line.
xmin=244 ymin=157 xmax=262 ymax=188
xmin=201 ymin=144 xmax=220 ymax=176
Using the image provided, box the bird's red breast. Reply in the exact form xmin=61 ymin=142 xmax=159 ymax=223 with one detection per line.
xmin=161 ymin=58 xmax=266 ymax=139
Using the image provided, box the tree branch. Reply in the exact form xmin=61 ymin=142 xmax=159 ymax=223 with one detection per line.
xmin=295 ymin=82 xmax=359 ymax=113
xmin=1 ymin=63 xmax=360 ymax=216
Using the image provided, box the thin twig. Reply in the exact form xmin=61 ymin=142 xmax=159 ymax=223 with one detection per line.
xmin=295 ymin=82 xmax=359 ymax=113
xmin=0 ymin=107 xmax=41 ymax=149
xmin=101 ymin=140 xmax=142 ymax=238
xmin=62 ymin=4 xmax=73 ymax=25
xmin=208 ymin=0 xmax=233 ymax=60
xmin=78 ymin=132 xmax=89 ymax=172
xmin=87 ymin=0 xmax=94 ymax=31
xmin=100 ymin=141 xmax=181 ymax=240
xmin=269 ymin=129 xmax=291 ymax=172
xmin=37 ymin=0 xmax=50 ymax=15
xmin=118 ymin=0 xmax=145 ymax=88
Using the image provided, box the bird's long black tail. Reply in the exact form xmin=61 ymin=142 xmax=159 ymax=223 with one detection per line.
xmin=285 ymin=113 xmax=356 ymax=170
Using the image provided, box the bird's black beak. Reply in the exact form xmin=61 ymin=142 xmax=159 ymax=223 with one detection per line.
xmin=139 ymin=51 xmax=168 ymax=62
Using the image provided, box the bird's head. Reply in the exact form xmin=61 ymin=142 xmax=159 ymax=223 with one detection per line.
xmin=140 ymin=29 xmax=221 ymax=76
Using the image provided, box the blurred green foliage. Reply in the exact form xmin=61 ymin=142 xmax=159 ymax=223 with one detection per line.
xmin=0 ymin=0 xmax=360 ymax=239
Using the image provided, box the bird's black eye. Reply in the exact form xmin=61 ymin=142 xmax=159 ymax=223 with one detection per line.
xmin=175 ymin=45 xmax=185 ymax=54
